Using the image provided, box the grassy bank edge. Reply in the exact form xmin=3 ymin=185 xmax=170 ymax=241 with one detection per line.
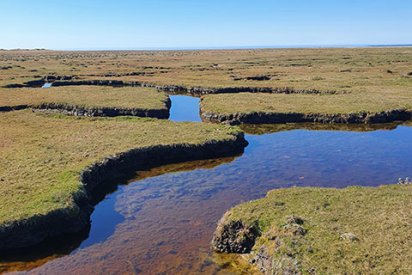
xmin=212 ymin=184 xmax=412 ymax=274
xmin=0 ymin=87 xmax=171 ymax=119
xmin=0 ymin=112 xmax=247 ymax=250
xmin=200 ymin=93 xmax=412 ymax=125
xmin=0 ymin=132 xmax=247 ymax=250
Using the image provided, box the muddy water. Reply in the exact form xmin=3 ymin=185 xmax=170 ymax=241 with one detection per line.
xmin=3 ymin=96 xmax=412 ymax=274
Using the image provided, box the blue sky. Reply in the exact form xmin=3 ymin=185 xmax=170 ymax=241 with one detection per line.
xmin=0 ymin=0 xmax=411 ymax=50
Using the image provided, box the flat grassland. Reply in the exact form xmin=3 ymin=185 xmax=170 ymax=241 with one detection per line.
xmin=0 ymin=47 xmax=411 ymax=265
xmin=1 ymin=48 xmax=412 ymax=92
xmin=200 ymin=91 xmax=412 ymax=124
xmin=201 ymin=91 xmax=412 ymax=115
xmin=0 ymin=110 xmax=240 ymax=226
xmin=0 ymin=86 xmax=169 ymax=112
xmin=214 ymin=185 xmax=412 ymax=274
xmin=2 ymin=48 xmax=411 ymax=122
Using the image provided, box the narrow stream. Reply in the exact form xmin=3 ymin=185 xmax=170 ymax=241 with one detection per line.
xmin=169 ymin=95 xmax=202 ymax=122
xmin=42 ymin=83 xmax=52 ymax=88
xmin=3 ymin=95 xmax=412 ymax=274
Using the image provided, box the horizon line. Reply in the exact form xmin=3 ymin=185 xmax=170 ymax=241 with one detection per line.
xmin=2 ymin=43 xmax=412 ymax=52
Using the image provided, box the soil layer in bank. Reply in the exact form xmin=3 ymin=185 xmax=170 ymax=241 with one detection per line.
xmin=0 ymin=110 xmax=246 ymax=251
xmin=5 ymin=122 xmax=412 ymax=274
xmin=200 ymin=93 xmax=412 ymax=124
xmin=0 ymin=86 xmax=170 ymax=118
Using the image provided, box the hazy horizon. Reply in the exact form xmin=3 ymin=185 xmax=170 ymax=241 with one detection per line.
xmin=3 ymin=44 xmax=412 ymax=52
xmin=1 ymin=0 xmax=411 ymax=50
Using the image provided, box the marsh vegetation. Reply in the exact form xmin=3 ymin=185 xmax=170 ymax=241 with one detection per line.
xmin=0 ymin=48 xmax=411 ymax=274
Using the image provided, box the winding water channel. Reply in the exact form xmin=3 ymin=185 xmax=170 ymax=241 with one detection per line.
xmin=3 ymin=95 xmax=412 ymax=274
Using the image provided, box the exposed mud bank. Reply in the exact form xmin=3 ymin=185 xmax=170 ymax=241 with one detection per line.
xmin=232 ymin=75 xmax=272 ymax=81
xmin=212 ymin=213 xmax=260 ymax=254
xmin=32 ymin=99 xmax=171 ymax=119
xmin=212 ymin=185 xmax=412 ymax=274
xmin=212 ymin=216 xmax=290 ymax=274
xmin=0 ymin=134 xmax=247 ymax=251
xmin=0 ymin=105 xmax=29 ymax=112
xmin=212 ymin=214 xmax=274 ymax=274
xmin=212 ymin=213 xmax=308 ymax=274
xmin=201 ymin=109 xmax=412 ymax=125
xmin=158 ymin=85 xmax=343 ymax=96
xmin=4 ymin=79 xmax=46 ymax=88
xmin=44 ymin=75 xmax=76 ymax=82
xmin=4 ymin=77 xmax=343 ymax=96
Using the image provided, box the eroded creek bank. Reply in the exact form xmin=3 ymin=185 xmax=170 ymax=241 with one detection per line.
xmin=200 ymin=108 xmax=412 ymax=125
xmin=32 ymin=101 xmax=171 ymax=119
xmin=5 ymin=77 xmax=344 ymax=95
xmin=2 ymin=96 xmax=412 ymax=274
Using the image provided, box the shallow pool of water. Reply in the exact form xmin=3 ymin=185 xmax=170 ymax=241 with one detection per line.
xmin=169 ymin=95 xmax=201 ymax=122
xmin=2 ymin=96 xmax=412 ymax=274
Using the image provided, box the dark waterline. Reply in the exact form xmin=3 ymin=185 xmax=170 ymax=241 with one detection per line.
xmin=3 ymin=96 xmax=412 ymax=274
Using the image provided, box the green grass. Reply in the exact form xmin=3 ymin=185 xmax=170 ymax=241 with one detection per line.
xmin=221 ymin=185 xmax=412 ymax=274
xmin=2 ymin=48 xmax=412 ymax=118
xmin=0 ymin=86 xmax=169 ymax=110
xmin=1 ymin=48 xmax=412 ymax=93
xmin=1 ymin=48 xmax=412 ymax=271
xmin=201 ymin=91 xmax=412 ymax=117
xmin=0 ymin=110 xmax=241 ymax=225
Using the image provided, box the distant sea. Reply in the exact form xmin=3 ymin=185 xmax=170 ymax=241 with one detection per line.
xmin=3 ymin=44 xmax=412 ymax=51
xmin=62 ymin=44 xmax=412 ymax=51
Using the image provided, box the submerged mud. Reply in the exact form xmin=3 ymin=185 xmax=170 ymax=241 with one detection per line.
xmin=2 ymin=89 xmax=412 ymax=274
xmin=3 ymin=123 xmax=412 ymax=274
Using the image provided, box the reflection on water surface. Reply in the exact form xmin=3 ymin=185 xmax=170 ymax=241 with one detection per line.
xmin=2 ymin=96 xmax=412 ymax=274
